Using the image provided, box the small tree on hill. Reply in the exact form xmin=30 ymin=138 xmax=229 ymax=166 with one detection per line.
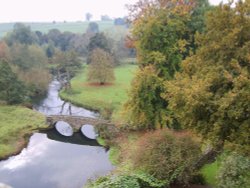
xmin=87 ymin=48 xmax=115 ymax=85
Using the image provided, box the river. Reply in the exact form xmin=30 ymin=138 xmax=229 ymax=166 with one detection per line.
xmin=0 ymin=80 xmax=114 ymax=188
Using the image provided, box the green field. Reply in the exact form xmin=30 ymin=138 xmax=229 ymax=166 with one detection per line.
xmin=0 ymin=105 xmax=47 ymax=159
xmin=201 ymin=160 xmax=219 ymax=186
xmin=60 ymin=64 xmax=137 ymax=120
xmin=0 ymin=21 xmax=128 ymax=38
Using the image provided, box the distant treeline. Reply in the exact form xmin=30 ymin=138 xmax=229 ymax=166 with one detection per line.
xmin=0 ymin=21 xmax=135 ymax=104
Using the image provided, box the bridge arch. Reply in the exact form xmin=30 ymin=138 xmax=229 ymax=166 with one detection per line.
xmin=81 ymin=124 xmax=98 ymax=139
xmin=46 ymin=115 xmax=113 ymax=133
xmin=54 ymin=121 xmax=74 ymax=136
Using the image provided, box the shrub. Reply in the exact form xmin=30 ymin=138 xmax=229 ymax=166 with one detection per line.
xmin=132 ymin=130 xmax=201 ymax=186
xmin=216 ymin=153 xmax=250 ymax=188
xmin=86 ymin=175 xmax=140 ymax=188
xmin=86 ymin=172 xmax=166 ymax=188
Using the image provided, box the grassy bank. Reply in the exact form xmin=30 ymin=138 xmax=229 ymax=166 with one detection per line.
xmin=60 ymin=64 xmax=137 ymax=120
xmin=201 ymin=161 xmax=219 ymax=186
xmin=0 ymin=105 xmax=47 ymax=159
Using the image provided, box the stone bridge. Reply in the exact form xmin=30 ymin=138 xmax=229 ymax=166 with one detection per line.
xmin=46 ymin=115 xmax=113 ymax=132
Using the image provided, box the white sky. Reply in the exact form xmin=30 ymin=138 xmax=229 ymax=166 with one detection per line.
xmin=0 ymin=0 xmax=225 ymax=23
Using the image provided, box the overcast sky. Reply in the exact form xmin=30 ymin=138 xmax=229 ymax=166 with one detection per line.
xmin=0 ymin=0 xmax=225 ymax=23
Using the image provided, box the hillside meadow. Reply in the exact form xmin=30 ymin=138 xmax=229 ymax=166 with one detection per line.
xmin=0 ymin=21 xmax=127 ymax=38
xmin=0 ymin=105 xmax=47 ymax=159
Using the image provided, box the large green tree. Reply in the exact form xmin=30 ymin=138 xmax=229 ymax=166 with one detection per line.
xmin=166 ymin=1 xmax=250 ymax=154
xmin=0 ymin=60 xmax=25 ymax=104
xmin=124 ymin=0 xmax=197 ymax=129
xmin=87 ymin=32 xmax=111 ymax=53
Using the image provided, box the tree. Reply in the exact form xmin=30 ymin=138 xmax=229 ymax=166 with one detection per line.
xmin=0 ymin=41 xmax=10 ymax=60
xmin=124 ymin=0 xmax=195 ymax=129
xmin=216 ymin=153 xmax=250 ymax=188
xmin=0 ymin=60 xmax=25 ymax=104
xmin=53 ymin=50 xmax=81 ymax=82
xmin=166 ymin=1 xmax=250 ymax=152
xmin=46 ymin=29 xmax=61 ymax=47
xmin=124 ymin=65 xmax=169 ymax=130
xmin=86 ymin=22 xmax=99 ymax=34
xmin=87 ymin=32 xmax=111 ymax=52
xmin=114 ymin=17 xmax=126 ymax=25
xmin=87 ymin=48 xmax=115 ymax=85
xmin=87 ymin=32 xmax=113 ymax=64
xmin=5 ymin=23 xmax=37 ymax=45
xmin=85 ymin=12 xmax=92 ymax=21
xmin=46 ymin=42 xmax=55 ymax=58
xmin=132 ymin=130 xmax=201 ymax=185
xmin=9 ymin=44 xmax=51 ymax=96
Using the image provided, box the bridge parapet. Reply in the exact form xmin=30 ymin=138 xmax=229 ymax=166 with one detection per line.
xmin=46 ymin=115 xmax=112 ymax=132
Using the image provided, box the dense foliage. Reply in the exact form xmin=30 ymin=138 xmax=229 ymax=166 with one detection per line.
xmin=124 ymin=0 xmax=211 ymax=129
xmin=166 ymin=1 xmax=250 ymax=152
xmin=87 ymin=48 xmax=115 ymax=85
xmin=216 ymin=153 xmax=250 ymax=188
xmin=124 ymin=66 xmax=168 ymax=129
xmin=86 ymin=172 xmax=167 ymax=188
xmin=0 ymin=60 xmax=25 ymax=104
xmin=131 ymin=130 xmax=201 ymax=186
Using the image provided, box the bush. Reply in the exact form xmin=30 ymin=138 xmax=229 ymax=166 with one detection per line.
xmin=86 ymin=175 xmax=140 ymax=188
xmin=216 ymin=153 xmax=250 ymax=188
xmin=86 ymin=172 xmax=166 ymax=188
xmin=132 ymin=130 xmax=201 ymax=186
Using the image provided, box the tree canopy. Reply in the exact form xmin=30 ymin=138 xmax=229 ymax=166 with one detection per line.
xmin=87 ymin=48 xmax=115 ymax=85
xmin=0 ymin=60 xmax=25 ymax=104
xmin=166 ymin=0 xmax=250 ymax=153
xmin=124 ymin=0 xmax=208 ymax=129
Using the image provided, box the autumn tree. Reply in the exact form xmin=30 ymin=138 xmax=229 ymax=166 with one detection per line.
xmin=87 ymin=32 xmax=113 ymax=64
xmin=124 ymin=0 xmax=196 ymax=129
xmin=87 ymin=48 xmax=115 ymax=85
xmin=9 ymin=44 xmax=51 ymax=96
xmin=166 ymin=1 xmax=250 ymax=154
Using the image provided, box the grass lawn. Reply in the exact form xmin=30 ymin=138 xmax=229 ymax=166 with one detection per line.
xmin=60 ymin=64 xmax=137 ymax=120
xmin=200 ymin=160 xmax=219 ymax=187
xmin=0 ymin=105 xmax=47 ymax=159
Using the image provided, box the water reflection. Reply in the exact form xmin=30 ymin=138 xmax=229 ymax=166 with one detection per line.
xmin=42 ymin=129 xmax=100 ymax=147
xmin=33 ymin=80 xmax=97 ymax=117
xmin=0 ymin=133 xmax=113 ymax=188
xmin=81 ymin=124 xmax=98 ymax=139
xmin=55 ymin=121 xmax=74 ymax=136
xmin=0 ymin=80 xmax=113 ymax=188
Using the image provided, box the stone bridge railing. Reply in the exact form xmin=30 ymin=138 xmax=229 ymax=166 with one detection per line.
xmin=46 ymin=115 xmax=113 ymax=132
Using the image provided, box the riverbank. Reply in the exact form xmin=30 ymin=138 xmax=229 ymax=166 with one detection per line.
xmin=0 ymin=105 xmax=47 ymax=160
xmin=59 ymin=64 xmax=219 ymax=187
xmin=60 ymin=64 xmax=137 ymax=120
